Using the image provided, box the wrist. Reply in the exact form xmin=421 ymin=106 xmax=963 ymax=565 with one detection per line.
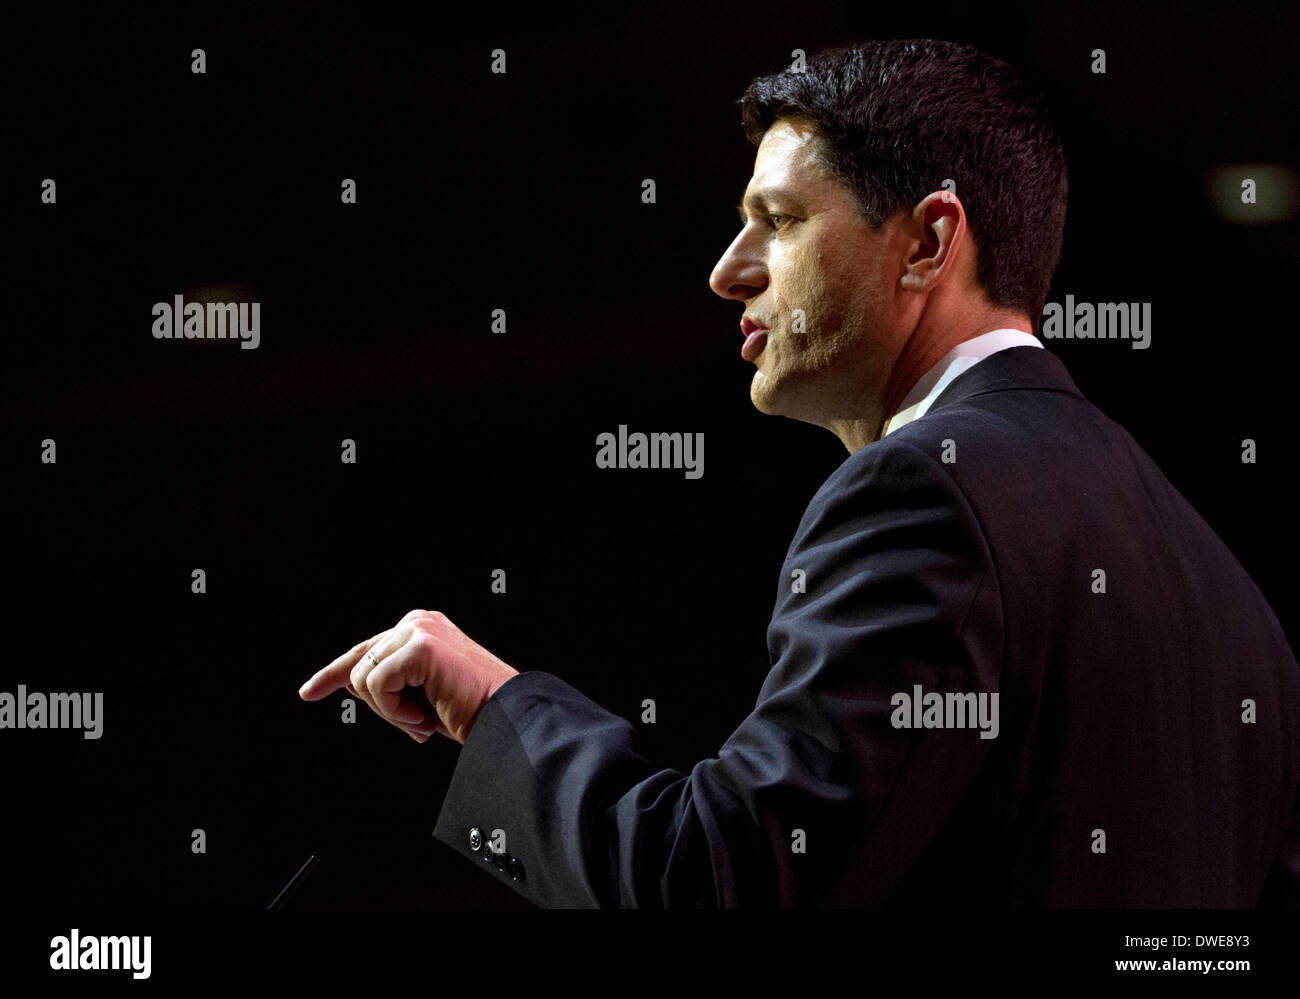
xmin=457 ymin=668 xmax=519 ymax=745
xmin=485 ymin=668 xmax=519 ymax=703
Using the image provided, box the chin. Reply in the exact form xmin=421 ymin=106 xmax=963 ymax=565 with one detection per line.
xmin=749 ymin=370 xmax=783 ymax=415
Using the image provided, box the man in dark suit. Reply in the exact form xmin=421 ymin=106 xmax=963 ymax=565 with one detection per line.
xmin=298 ymin=40 xmax=1300 ymax=906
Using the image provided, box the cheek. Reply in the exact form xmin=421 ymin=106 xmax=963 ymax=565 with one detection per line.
xmin=824 ymin=248 xmax=880 ymax=323
xmin=770 ymin=232 xmax=870 ymax=347
xmin=775 ymin=253 xmax=831 ymax=328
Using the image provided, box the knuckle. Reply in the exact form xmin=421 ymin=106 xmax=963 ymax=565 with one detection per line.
xmin=417 ymin=610 xmax=447 ymax=628
xmin=413 ymin=613 xmax=445 ymax=638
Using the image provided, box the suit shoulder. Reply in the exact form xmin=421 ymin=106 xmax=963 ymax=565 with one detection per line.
xmin=816 ymin=431 xmax=963 ymax=504
xmin=793 ymin=429 xmax=989 ymax=562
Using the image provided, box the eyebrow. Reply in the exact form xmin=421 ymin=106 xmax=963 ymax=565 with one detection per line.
xmin=735 ymin=186 xmax=801 ymax=222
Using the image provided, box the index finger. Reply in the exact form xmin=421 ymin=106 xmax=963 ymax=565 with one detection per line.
xmin=298 ymin=634 xmax=385 ymax=701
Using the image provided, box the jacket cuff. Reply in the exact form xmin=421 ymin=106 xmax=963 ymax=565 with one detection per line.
xmin=431 ymin=671 xmax=562 ymax=906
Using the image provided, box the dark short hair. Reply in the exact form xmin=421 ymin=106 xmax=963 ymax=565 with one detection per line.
xmin=739 ymin=40 xmax=1068 ymax=331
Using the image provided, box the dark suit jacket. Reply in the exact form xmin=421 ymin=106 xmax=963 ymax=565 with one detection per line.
xmin=431 ymin=345 xmax=1300 ymax=907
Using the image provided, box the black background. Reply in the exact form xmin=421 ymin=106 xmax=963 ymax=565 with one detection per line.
xmin=5 ymin=0 xmax=1297 ymax=950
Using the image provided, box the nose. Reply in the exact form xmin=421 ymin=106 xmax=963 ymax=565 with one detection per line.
xmin=708 ymin=229 xmax=767 ymax=302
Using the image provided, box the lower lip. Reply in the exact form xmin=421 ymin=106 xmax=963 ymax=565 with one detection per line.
xmin=741 ymin=329 xmax=768 ymax=362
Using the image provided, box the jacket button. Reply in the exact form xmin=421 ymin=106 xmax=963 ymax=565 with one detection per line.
xmin=492 ymin=851 xmax=507 ymax=871
xmin=508 ymin=858 xmax=526 ymax=882
xmin=468 ymin=827 xmax=482 ymax=852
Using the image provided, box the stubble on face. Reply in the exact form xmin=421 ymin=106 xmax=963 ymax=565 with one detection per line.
xmin=747 ymin=125 xmax=895 ymax=435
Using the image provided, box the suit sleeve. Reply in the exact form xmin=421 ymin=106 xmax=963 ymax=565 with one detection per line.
xmin=431 ymin=439 xmax=1004 ymax=906
xmin=1258 ymin=784 xmax=1300 ymax=906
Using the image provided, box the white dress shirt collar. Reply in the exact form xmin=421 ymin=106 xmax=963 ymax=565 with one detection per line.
xmin=881 ymin=328 xmax=1042 ymax=438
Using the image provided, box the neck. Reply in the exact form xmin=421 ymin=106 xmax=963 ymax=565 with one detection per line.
xmin=828 ymin=416 xmax=886 ymax=455
xmin=834 ymin=310 xmax=1033 ymax=454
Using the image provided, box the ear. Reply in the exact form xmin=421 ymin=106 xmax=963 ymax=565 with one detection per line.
xmin=899 ymin=191 xmax=965 ymax=293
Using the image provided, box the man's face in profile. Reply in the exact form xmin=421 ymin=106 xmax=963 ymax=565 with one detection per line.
xmin=710 ymin=118 xmax=902 ymax=435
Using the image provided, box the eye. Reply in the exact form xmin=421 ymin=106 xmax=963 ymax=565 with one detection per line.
xmin=768 ymin=213 xmax=793 ymax=230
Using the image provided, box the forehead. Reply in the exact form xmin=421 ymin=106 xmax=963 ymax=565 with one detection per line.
xmin=750 ymin=118 xmax=832 ymax=189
